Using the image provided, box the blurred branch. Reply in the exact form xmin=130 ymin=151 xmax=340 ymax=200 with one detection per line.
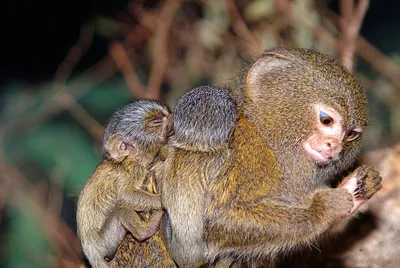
xmin=54 ymin=23 xmax=94 ymax=83
xmin=291 ymin=9 xmax=337 ymax=50
xmin=320 ymin=8 xmax=400 ymax=89
xmin=339 ymin=0 xmax=369 ymax=72
xmin=109 ymin=42 xmax=147 ymax=98
xmin=64 ymin=92 xmax=104 ymax=143
xmin=145 ymin=0 xmax=181 ymax=99
xmin=0 ymin=159 xmax=83 ymax=265
xmin=224 ymin=0 xmax=261 ymax=55
xmin=289 ymin=4 xmax=400 ymax=90
xmin=46 ymin=169 xmax=64 ymax=218
xmin=275 ymin=0 xmax=292 ymax=45
xmin=1 ymin=55 xmax=117 ymax=142
xmin=356 ymin=37 xmax=400 ymax=89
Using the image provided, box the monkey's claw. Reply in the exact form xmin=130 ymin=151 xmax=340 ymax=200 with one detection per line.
xmin=353 ymin=165 xmax=382 ymax=200
xmin=340 ymin=165 xmax=382 ymax=214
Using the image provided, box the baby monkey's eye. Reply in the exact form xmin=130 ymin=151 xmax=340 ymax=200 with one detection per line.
xmin=319 ymin=111 xmax=334 ymax=126
xmin=346 ymin=130 xmax=360 ymax=141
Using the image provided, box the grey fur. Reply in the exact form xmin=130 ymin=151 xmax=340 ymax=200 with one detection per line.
xmin=173 ymin=85 xmax=237 ymax=151
xmin=103 ymin=100 xmax=170 ymax=151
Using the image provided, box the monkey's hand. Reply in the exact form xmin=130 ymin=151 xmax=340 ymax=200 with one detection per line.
xmin=340 ymin=165 xmax=382 ymax=214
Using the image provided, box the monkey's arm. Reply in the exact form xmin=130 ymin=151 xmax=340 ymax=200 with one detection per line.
xmin=119 ymin=188 xmax=162 ymax=211
xmin=205 ymin=187 xmax=353 ymax=255
xmin=100 ymin=201 xmax=164 ymax=259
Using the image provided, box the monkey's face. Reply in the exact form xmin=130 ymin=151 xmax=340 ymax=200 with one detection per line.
xmin=242 ymin=47 xmax=369 ymax=176
xmin=303 ymin=103 xmax=364 ymax=165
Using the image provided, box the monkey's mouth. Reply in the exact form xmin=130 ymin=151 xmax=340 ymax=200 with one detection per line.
xmin=303 ymin=142 xmax=331 ymax=163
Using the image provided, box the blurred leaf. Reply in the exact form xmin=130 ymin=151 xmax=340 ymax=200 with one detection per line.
xmin=78 ymin=79 xmax=133 ymax=123
xmin=391 ymin=53 xmax=400 ymax=66
xmin=391 ymin=106 xmax=400 ymax=138
xmin=292 ymin=0 xmax=318 ymax=47
xmin=5 ymin=124 xmax=101 ymax=195
xmin=4 ymin=207 xmax=50 ymax=268
xmin=199 ymin=1 xmax=229 ymax=49
xmin=0 ymin=83 xmax=56 ymax=126
xmin=260 ymin=28 xmax=278 ymax=49
xmin=93 ymin=15 xmax=121 ymax=38
xmin=244 ymin=0 xmax=275 ymax=22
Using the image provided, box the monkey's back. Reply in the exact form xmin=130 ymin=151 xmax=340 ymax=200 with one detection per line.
xmin=77 ymin=159 xmax=133 ymax=242
xmin=161 ymin=147 xmax=229 ymax=267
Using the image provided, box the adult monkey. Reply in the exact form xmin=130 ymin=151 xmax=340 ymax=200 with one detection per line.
xmin=161 ymin=47 xmax=381 ymax=267
xmin=112 ymin=48 xmax=382 ymax=267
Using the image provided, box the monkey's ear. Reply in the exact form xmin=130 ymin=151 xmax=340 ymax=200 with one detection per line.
xmin=104 ymin=135 xmax=134 ymax=161
xmin=247 ymin=49 xmax=293 ymax=87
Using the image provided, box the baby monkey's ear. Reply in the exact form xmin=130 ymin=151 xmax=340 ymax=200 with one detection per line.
xmin=105 ymin=135 xmax=137 ymax=162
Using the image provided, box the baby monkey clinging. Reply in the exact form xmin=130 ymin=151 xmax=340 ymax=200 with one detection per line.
xmin=77 ymin=100 xmax=172 ymax=268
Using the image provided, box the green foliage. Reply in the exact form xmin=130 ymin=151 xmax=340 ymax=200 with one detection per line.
xmin=93 ymin=15 xmax=121 ymax=38
xmin=244 ymin=0 xmax=275 ymax=21
xmin=79 ymin=80 xmax=134 ymax=123
xmin=5 ymin=123 xmax=101 ymax=195
xmin=4 ymin=207 xmax=50 ymax=268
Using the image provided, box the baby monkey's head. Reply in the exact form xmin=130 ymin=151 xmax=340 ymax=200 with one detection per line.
xmin=103 ymin=100 xmax=173 ymax=163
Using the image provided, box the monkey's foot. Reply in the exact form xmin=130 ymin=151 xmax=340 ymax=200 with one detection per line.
xmin=341 ymin=165 xmax=382 ymax=214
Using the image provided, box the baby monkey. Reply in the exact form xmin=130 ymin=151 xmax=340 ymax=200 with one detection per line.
xmin=77 ymin=100 xmax=172 ymax=268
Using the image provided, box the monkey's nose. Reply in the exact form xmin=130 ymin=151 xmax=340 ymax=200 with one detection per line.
xmin=322 ymin=138 xmax=341 ymax=152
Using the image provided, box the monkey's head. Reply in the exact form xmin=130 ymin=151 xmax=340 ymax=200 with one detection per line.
xmin=241 ymin=47 xmax=368 ymax=176
xmin=173 ymin=85 xmax=237 ymax=152
xmin=103 ymin=100 xmax=173 ymax=162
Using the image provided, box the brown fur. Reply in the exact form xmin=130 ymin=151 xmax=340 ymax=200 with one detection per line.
xmin=111 ymin=153 xmax=176 ymax=268
xmin=77 ymin=100 xmax=172 ymax=268
xmin=77 ymin=149 xmax=164 ymax=268
xmin=159 ymin=48 xmax=381 ymax=267
xmin=109 ymin=48 xmax=382 ymax=268
xmin=203 ymin=48 xmax=382 ymax=266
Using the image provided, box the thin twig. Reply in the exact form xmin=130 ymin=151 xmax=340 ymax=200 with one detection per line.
xmin=224 ymin=0 xmax=261 ymax=56
xmin=109 ymin=42 xmax=147 ymax=98
xmin=275 ymin=0 xmax=292 ymax=45
xmin=67 ymin=97 xmax=104 ymax=143
xmin=1 ymin=55 xmax=117 ymax=142
xmin=292 ymin=11 xmax=338 ymax=51
xmin=146 ymin=0 xmax=181 ymax=100
xmin=54 ymin=23 xmax=94 ymax=83
xmin=0 ymin=160 xmax=82 ymax=264
xmin=320 ymin=7 xmax=400 ymax=89
xmin=339 ymin=0 xmax=369 ymax=72
xmin=356 ymin=37 xmax=400 ymax=89
xmin=46 ymin=169 xmax=64 ymax=219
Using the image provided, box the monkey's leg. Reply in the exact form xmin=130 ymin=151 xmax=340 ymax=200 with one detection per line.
xmin=120 ymin=189 xmax=162 ymax=211
xmin=205 ymin=188 xmax=354 ymax=257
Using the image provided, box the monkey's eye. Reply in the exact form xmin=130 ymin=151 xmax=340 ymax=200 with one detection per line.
xmin=148 ymin=118 xmax=163 ymax=127
xmin=346 ymin=130 xmax=360 ymax=141
xmin=319 ymin=111 xmax=334 ymax=126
